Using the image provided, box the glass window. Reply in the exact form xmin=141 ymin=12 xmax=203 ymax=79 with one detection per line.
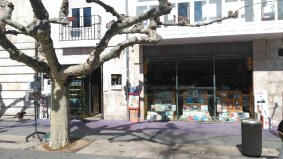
xmin=72 ymin=8 xmax=80 ymax=28
xmin=136 ymin=6 xmax=148 ymax=25
xmin=261 ymin=0 xmax=275 ymax=21
xmin=209 ymin=0 xmax=222 ymax=21
xmin=178 ymin=2 xmax=190 ymax=22
xmin=194 ymin=1 xmax=203 ymax=22
xmin=278 ymin=0 xmax=283 ymax=20
xmin=83 ymin=7 xmax=91 ymax=27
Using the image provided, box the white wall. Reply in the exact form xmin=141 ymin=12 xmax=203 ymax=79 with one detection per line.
xmin=0 ymin=0 xmax=36 ymax=117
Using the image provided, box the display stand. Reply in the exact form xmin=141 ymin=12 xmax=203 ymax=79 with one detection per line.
xmin=26 ymin=91 xmax=46 ymax=142
xmin=128 ymin=92 xmax=140 ymax=123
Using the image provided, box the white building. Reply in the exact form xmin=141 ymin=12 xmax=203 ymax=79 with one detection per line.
xmin=1 ymin=0 xmax=283 ymax=127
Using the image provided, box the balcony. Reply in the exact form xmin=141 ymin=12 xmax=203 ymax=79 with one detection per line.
xmin=59 ymin=15 xmax=101 ymax=41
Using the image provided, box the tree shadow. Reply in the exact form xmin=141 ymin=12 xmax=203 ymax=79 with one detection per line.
xmin=69 ymin=120 xmax=180 ymax=146
xmin=0 ymin=83 xmax=30 ymax=117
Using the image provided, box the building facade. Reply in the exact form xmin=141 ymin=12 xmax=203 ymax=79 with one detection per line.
xmin=0 ymin=0 xmax=37 ymax=116
xmin=128 ymin=0 xmax=283 ymax=127
xmin=1 ymin=0 xmax=283 ymax=127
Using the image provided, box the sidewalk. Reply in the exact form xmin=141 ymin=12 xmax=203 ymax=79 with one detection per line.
xmin=0 ymin=117 xmax=281 ymax=158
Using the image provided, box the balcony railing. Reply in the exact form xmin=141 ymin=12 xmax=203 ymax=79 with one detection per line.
xmin=59 ymin=15 xmax=101 ymax=41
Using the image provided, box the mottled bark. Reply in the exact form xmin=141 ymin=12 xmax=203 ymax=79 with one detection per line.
xmin=49 ymin=79 xmax=70 ymax=149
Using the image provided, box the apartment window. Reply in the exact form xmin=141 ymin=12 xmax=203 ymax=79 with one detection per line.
xmin=261 ymin=0 xmax=275 ymax=21
xmin=209 ymin=0 xmax=222 ymax=21
xmin=72 ymin=8 xmax=80 ymax=28
xmin=178 ymin=3 xmax=190 ymax=22
xmin=278 ymin=0 xmax=283 ymax=20
xmin=83 ymin=7 xmax=91 ymax=27
xmin=194 ymin=1 xmax=203 ymax=22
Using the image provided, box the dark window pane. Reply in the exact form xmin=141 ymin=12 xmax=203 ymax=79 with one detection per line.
xmin=83 ymin=7 xmax=91 ymax=27
xmin=72 ymin=8 xmax=80 ymax=28
xmin=178 ymin=2 xmax=189 ymax=22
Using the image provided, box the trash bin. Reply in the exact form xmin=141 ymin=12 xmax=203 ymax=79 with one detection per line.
xmin=241 ymin=119 xmax=262 ymax=157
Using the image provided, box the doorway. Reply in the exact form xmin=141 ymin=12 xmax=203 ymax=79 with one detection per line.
xmin=91 ymin=67 xmax=102 ymax=116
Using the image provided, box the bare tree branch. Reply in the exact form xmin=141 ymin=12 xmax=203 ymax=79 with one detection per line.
xmin=4 ymin=30 xmax=22 ymax=35
xmin=163 ymin=11 xmax=238 ymax=27
xmin=29 ymin=0 xmax=49 ymax=20
xmin=86 ymin=0 xmax=126 ymax=21
xmin=0 ymin=2 xmax=28 ymax=34
xmin=49 ymin=0 xmax=69 ymax=25
xmin=62 ymin=19 xmax=161 ymax=77
xmin=62 ymin=0 xmax=172 ymax=77
xmin=0 ymin=27 xmax=49 ymax=74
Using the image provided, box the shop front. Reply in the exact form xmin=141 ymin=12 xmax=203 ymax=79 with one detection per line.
xmin=144 ymin=42 xmax=253 ymax=122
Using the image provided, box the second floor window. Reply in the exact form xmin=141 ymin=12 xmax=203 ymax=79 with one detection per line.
xmin=72 ymin=7 xmax=92 ymax=28
xmin=279 ymin=0 xmax=283 ymax=20
xmin=83 ymin=7 xmax=91 ymax=27
xmin=72 ymin=8 xmax=80 ymax=28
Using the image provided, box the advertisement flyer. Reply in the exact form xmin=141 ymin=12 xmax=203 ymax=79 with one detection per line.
xmin=254 ymin=90 xmax=270 ymax=129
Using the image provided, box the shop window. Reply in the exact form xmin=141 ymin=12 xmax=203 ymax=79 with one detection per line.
xmin=111 ymin=74 xmax=122 ymax=90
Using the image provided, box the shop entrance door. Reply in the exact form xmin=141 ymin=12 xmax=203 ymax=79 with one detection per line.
xmin=91 ymin=67 xmax=102 ymax=116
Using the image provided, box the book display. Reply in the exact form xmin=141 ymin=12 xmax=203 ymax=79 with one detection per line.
xmin=146 ymin=91 xmax=176 ymax=121
xmin=181 ymin=89 xmax=211 ymax=121
xmin=217 ymin=91 xmax=249 ymax=122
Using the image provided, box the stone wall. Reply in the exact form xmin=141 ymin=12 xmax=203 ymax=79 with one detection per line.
xmin=253 ymin=39 xmax=283 ymax=125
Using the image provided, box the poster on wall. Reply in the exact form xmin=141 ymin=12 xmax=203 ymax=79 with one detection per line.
xmin=254 ymin=90 xmax=270 ymax=129
xmin=128 ymin=93 xmax=140 ymax=110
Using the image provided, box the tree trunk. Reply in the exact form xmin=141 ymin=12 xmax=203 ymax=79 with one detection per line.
xmin=49 ymin=79 xmax=71 ymax=149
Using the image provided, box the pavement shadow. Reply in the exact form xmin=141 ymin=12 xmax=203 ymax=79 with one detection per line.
xmin=69 ymin=120 xmax=247 ymax=148
xmin=236 ymin=144 xmax=278 ymax=159
xmin=69 ymin=120 xmax=181 ymax=146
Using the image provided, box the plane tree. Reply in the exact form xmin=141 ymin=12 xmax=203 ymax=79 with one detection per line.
xmin=0 ymin=0 xmax=237 ymax=149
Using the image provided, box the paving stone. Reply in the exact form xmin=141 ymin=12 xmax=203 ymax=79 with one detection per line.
xmin=136 ymin=151 xmax=160 ymax=158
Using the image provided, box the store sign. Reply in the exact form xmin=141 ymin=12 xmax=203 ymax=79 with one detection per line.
xmin=254 ymin=90 xmax=270 ymax=129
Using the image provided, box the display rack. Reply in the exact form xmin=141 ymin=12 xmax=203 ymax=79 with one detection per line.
xmin=70 ymin=79 xmax=84 ymax=118
xmin=217 ymin=91 xmax=243 ymax=112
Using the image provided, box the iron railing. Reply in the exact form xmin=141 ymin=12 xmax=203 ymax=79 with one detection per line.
xmin=59 ymin=15 xmax=101 ymax=41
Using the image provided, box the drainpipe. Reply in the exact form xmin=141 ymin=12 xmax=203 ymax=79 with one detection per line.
xmin=125 ymin=0 xmax=130 ymax=121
